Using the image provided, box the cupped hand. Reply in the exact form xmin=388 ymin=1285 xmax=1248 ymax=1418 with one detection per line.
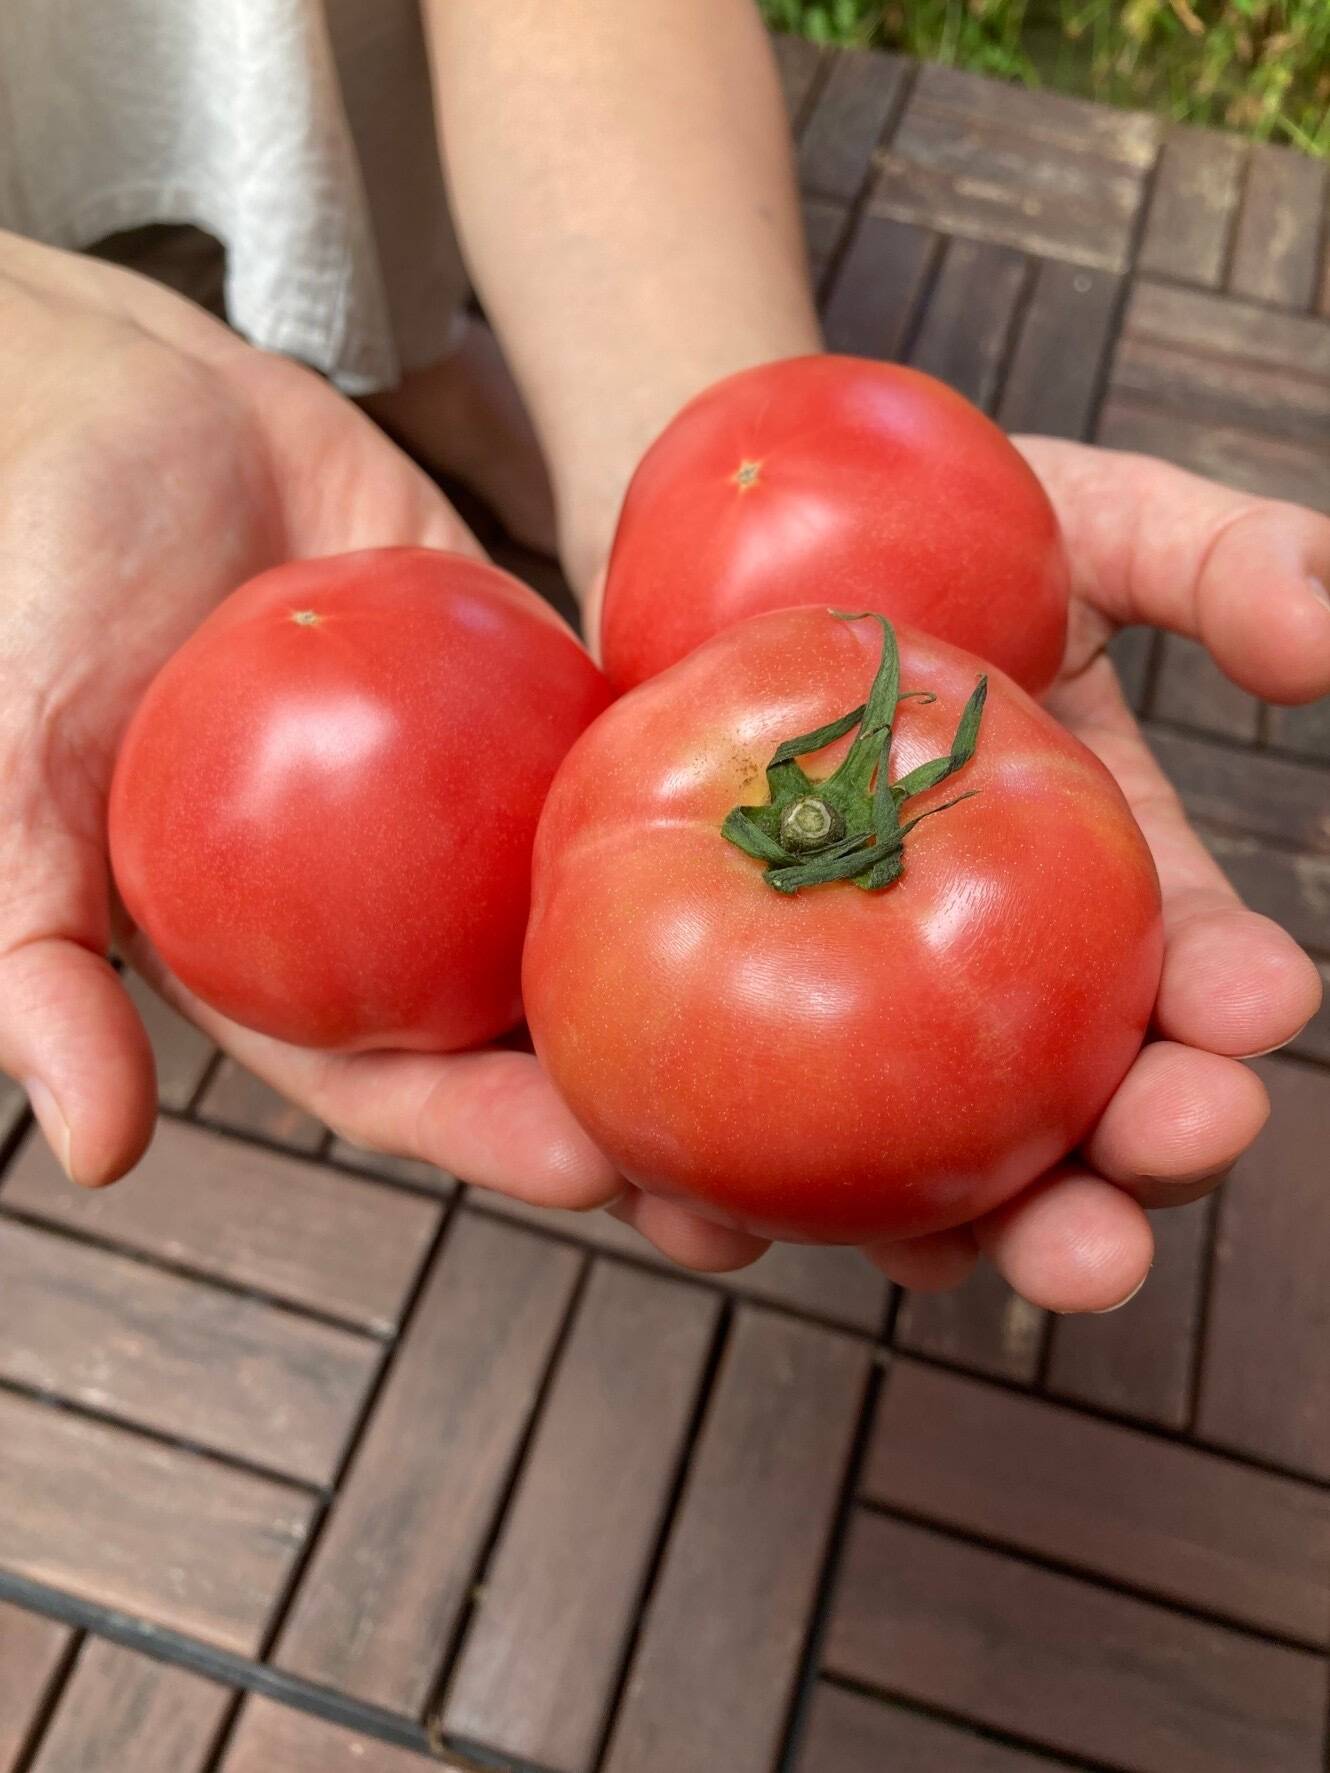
xmin=608 ymin=441 xmax=1330 ymax=1304
xmin=0 ymin=234 xmax=618 ymax=1214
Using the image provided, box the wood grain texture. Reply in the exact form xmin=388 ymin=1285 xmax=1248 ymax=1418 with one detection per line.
xmin=1150 ymin=638 xmax=1262 ymax=741
xmin=29 ymin=1639 xmax=230 ymax=1773
xmin=0 ymin=1601 xmax=72 ymax=1773
xmin=908 ymin=237 xmax=1027 ymax=410
xmin=0 ymin=1388 xmax=313 ymax=1654
xmin=997 ymin=259 xmax=1122 ymax=439
xmin=797 ymin=1683 xmax=1071 ymax=1773
xmin=1204 ymin=831 xmax=1330 ymax=954
xmin=1096 ymin=397 xmax=1330 ymax=515
xmin=603 ymin=1308 xmax=870 ymax=1773
xmin=895 ymin=1266 xmax=1045 ymax=1383
xmin=274 ymin=1213 xmax=581 ymax=1716
xmin=801 ymin=195 xmax=848 ymax=290
xmin=1268 ymin=695 xmax=1330 ymax=763
xmin=825 ymin=1511 xmax=1327 ymax=1773
xmin=1 ymin=1121 xmax=439 ymax=1334
xmin=1196 ymin=1059 xmax=1330 ymax=1479
xmin=221 ymin=1700 xmax=439 ymax=1771
xmin=121 ymin=972 xmax=215 ymax=1110
xmin=1044 ymin=1201 xmax=1212 ymax=1429
xmin=442 ymin=1262 xmax=720 ymax=1771
xmin=821 ymin=215 xmax=937 ymax=360
xmin=1110 ymin=332 xmax=1330 ymax=449
xmin=868 ymin=1357 xmax=1330 ymax=1642
xmin=1123 ymin=277 xmax=1330 ymax=374
xmin=0 ymin=1079 xmax=26 ymax=1147
xmin=1138 ymin=127 xmax=1246 ymax=288
xmin=197 ymin=1061 xmax=325 ymax=1152
xmin=326 ymin=1138 xmax=455 ymax=1196
xmin=896 ymin=64 xmax=1160 ymax=168
xmin=771 ymin=31 xmax=823 ymax=134
xmin=1149 ymin=726 xmax=1330 ymax=852
xmin=0 ymin=1219 xmax=381 ymax=1485
xmin=799 ymin=49 xmax=909 ymax=202
xmin=1229 ymin=143 xmax=1327 ymax=310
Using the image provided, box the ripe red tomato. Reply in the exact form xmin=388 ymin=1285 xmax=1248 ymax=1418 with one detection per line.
xmin=525 ymin=606 xmax=1161 ymax=1244
xmin=601 ymin=354 xmax=1069 ymax=697
xmin=110 ymin=548 xmax=612 ymax=1053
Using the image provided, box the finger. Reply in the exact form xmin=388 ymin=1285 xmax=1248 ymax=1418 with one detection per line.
xmin=865 ymin=1224 xmax=978 ymax=1291
xmin=1083 ymin=1041 xmax=1267 ymax=1206
xmin=976 ymin=1170 xmax=1155 ymax=1315
xmin=608 ymin=1188 xmax=770 ymax=1272
xmin=1017 ymin=437 xmax=1330 ymax=702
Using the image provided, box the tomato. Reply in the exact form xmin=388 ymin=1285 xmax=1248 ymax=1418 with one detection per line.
xmin=110 ymin=548 xmax=612 ymax=1052
xmin=600 ymin=354 xmax=1069 ymax=697
xmin=525 ymin=606 xmax=1161 ymax=1244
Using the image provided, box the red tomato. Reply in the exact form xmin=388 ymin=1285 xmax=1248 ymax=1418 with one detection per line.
xmin=601 ymin=354 xmax=1069 ymax=697
xmin=525 ymin=606 xmax=1161 ymax=1244
xmin=110 ymin=548 xmax=612 ymax=1052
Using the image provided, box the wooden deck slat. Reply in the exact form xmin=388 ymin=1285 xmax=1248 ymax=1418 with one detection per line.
xmin=0 ymin=1220 xmax=380 ymax=1486
xmin=824 ymin=1512 xmax=1327 ymax=1773
xmin=1111 ymin=332 xmax=1330 ymax=449
xmin=797 ymin=1683 xmax=1073 ymax=1773
xmin=997 ymin=259 xmax=1122 ymax=439
xmin=0 ymin=1079 xmax=26 ymax=1145
xmin=895 ymin=1267 xmax=1045 ymax=1384
xmin=326 ymin=1138 xmax=455 ymax=1196
xmin=1138 ymin=127 xmax=1246 ymax=289
xmin=868 ymin=1358 xmax=1330 ymax=1643
xmin=121 ymin=974 xmax=215 ymax=1111
xmin=1108 ymin=626 xmax=1157 ymax=714
xmin=820 ymin=215 xmax=937 ymax=359
xmin=799 ymin=49 xmax=909 ymax=202
xmin=442 ymin=1262 xmax=720 ymax=1772
xmin=1149 ymin=726 xmax=1330 ymax=851
xmin=1044 ymin=1201 xmax=1212 ymax=1430
xmin=1150 ymin=638 xmax=1263 ymax=742
xmin=221 ymin=1699 xmax=438 ymax=1771
xmin=1 ymin=1122 xmax=439 ymax=1334
xmin=0 ymin=1601 xmax=72 ymax=1773
xmin=900 ymin=64 xmax=1160 ymax=169
xmin=1196 ymin=1059 xmax=1330 ymax=1479
xmin=1096 ymin=397 xmax=1330 ymax=515
xmin=1229 ymin=143 xmax=1327 ymax=310
xmin=28 ymin=1639 xmax=230 ymax=1773
xmin=1268 ymin=697 xmax=1330 ymax=763
xmin=0 ymin=1389 xmax=313 ymax=1654
xmin=196 ymin=1061 xmax=325 ymax=1153
xmin=771 ymin=31 xmax=823 ymax=133
xmin=800 ymin=195 xmax=849 ymax=290
xmin=907 ymin=237 xmax=1027 ymax=411
xmin=1204 ymin=832 xmax=1330 ymax=955
xmin=274 ymin=1213 xmax=581 ymax=1716
xmin=602 ymin=1309 xmax=869 ymax=1773
xmin=1122 ymin=277 xmax=1330 ymax=374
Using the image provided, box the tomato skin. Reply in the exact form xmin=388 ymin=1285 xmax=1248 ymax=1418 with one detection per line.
xmin=110 ymin=548 xmax=612 ymax=1052
xmin=525 ymin=606 xmax=1161 ymax=1244
xmin=601 ymin=354 xmax=1069 ymax=698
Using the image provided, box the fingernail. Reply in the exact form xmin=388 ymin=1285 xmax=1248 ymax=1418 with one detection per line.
xmin=1308 ymin=576 xmax=1330 ymax=612
xmin=1090 ymin=1272 xmax=1148 ymax=1315
xmin=25 ymin=1079 xmax=72 ymax=1179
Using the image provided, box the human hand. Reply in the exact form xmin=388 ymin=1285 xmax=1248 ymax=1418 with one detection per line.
xmin=0 ymin=234 xmax=619 ymax=1215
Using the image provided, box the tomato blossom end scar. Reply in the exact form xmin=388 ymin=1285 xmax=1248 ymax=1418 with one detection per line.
xmin=733 ymin=459 xmax=762 ymax=490
xmin=290 ymin=609 xmax=322 ymax=626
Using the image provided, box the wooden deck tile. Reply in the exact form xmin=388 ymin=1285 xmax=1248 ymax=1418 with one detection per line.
xmin=797 ymin=1683 xmax=1074 ymax=1773
xmin=1108 ymin=626 xmax=1157 ymax=713
xmin=28 ymin=1639 xmax=230 ymax=1773
xmin=825 ymin=1512 xmax=1327 ymax=1773
xmin=1150 ymin=637 xmax=1262 ymax=741
xmin=896 ymin=1266 xmax=1045 ymax=1384
xmin=326 ymin=1138 xmax=455 ymax=1196
xmin=0 ymin=1389 xmax=313 ymax=1654
xmin=274 ymin=1213 xmax=581 ymax=1716
xmin=1097 ymin=398 xmax=1330 ymax=515
xmin=821 ymin=215 xmax=937 ymax=359
xmin=0 ymin=1080 xmax=25 ymax=1149
xmin=0 ymin=1220 xmax=380 ymax=1485
xmin=221 ymin=1700 xmax=437 ymax=1771
xmin=907 ymin=236 xmax=1027 ymax=411
xmin=1229 ymin=143 xmax=1327 ymax=310
xmin=1196 ymin=1059 xmax=1330 ymax=1479
xmin=197 ymin=1061 xmax=325 ymax=1153
xmin=771 ymin=31 xmax=823 ymax=133
xmin=602 ymin=1309 xmax=869 ymax=1773
xmin=442 ymin=1262 xmax=720 ymax=1772
xmin=121 ymin=973 xmax=215 ymax=1110
xmin=0 ymin=1601 xmax=72 ymax=1773
xmin=1149 ymin=726 xmax=1330 ymax=852
xmin=868 ymin=1357 xmax=1330 ymax=1643
xmin=801 ymin=195 xmax=849 ymax=290
xmin=1268 ymin=696 xmax=1330 ymax=763
xmin=1205 ymin=831 xmax=1330 ymax=954
xmin=998 ymin=259 xmax=1122 ymax=439
xmin=1044 ymin=1201 xmax=1212 ymax=1430
xmin=1138 ymin=126 xmax=1246 ymax=289
xmin=1 ymin=1121 xmax=439 ymax=1334
xmin=799 ymin=49 xmax=909 ymax=202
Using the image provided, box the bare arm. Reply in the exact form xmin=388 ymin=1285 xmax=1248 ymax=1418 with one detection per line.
xmin=422 ymin=0 xmax=821 ymax=596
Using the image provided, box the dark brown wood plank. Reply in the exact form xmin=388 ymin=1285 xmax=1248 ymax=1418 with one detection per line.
xmin=0 ymin=1388 xmax=313 ymax=1654
xmin=821 ymin=215 xmax=937 ymax=360
xmin=221 ymin=1700 xmax=438 ymax=1771
xmin=1290 ymin=962 xmax=1330 ymax=1062
xmin=0 ymin=1078 xmax=26 ymax=1144
xmin=1229 ymin=143 xmax=1327 ymax=310
xmin=274 ymin=1212 xmax=580 ymax=1716
xmin=1268 ymin=694 xmax=1330 ymax=762
xmin=1149 ymin=726 xmax=1330 ymax=852
xmin=1196 ymin=1058 xmax=1330 ymax=1479
xmin=326 ymin=1137 xmax=455 ymax=1196
xmin=1096 ymin=396 xmax=1330 ymax=515
xmin=1150 ymin=638 xmax=1262 ymax=741
xmin=895 ymin=1266 xmax=1045 ymax=1383
xmin=908 ymin=237 xmax=1027 ymax=412
xmin=1138 ymin=127 xmax=1246 ymax=288
xmin=771 ymin=32 xmax=823 ymax=135
xmin=0 ymin=1602 xmax=72 ymax=1773
xmin=801 ymin=195 xmax=848 ymax=290
xmin=1044 ymin=1200 xmax=1212 ymax=1429
xmin=1108 ymin=625 xmax=1157 ymax=714
xmin=1204 ymin=831 xmax=1330 ymax=954
xmin=1110 ymin=331 xmax=1330 ymax=450
xmin=602 ymin=1308 xmax=870 ymax=1773
xmin=1 ymin=1121 xmax=439 ymax=1334
xmin=197 ymin=1060 xmax=325 ymax=1152
xmin=121 ymin=972 xmax=215 ymax=1111
xmin=0 ymin=1220 xmax=379 ymax=1485
xmin=798 ymin=1683 xmax=1070 ymax=1773
xmin=869 ymin=1357 xmax=1330 ymax=1643
xmin=29 ymin=1639 xmax=230 ymax=1773
xmin=998 ymin=258 xmax=1123 ymax=440
xmin=825 ymin=1512 xmax=1326 ymax=1773
xmin=799 ymin=49 xmax=909 ymax=202
xmin=896 ymin=64 xmax=1160 ymax=169
xmin=442 ymin=1262 xmax=720 ymax=1771
xmin=1123 ymin=277 xmax=1330 ymax=376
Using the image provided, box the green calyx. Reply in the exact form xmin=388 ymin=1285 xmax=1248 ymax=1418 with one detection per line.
xmin=721 ymin=612 xmax=987 ymax=894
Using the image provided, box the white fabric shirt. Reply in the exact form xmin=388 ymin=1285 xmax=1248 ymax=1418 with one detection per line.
xmin=0 ymin=0 xmax=468 ymax=390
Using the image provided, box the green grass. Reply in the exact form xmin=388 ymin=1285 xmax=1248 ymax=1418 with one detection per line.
xmin=761 ymin=1 xmax=1330 ymax=154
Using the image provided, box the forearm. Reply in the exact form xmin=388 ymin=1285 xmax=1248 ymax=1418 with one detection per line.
xmin=423 ymin=0 xmax=821 ymax=593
